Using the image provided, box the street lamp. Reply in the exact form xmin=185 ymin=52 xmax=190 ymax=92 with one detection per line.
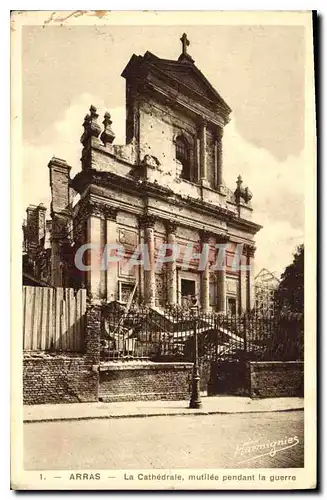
xmin=189 ymin=296 xmax=202 ymax=409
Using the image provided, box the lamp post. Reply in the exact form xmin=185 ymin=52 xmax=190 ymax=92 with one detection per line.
xmin=189 ymin=296 xmax=202 ymax=409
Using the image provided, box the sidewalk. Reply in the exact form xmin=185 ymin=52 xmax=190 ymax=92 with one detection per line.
xmin=24 ymin=396 xmax=304 ymax=423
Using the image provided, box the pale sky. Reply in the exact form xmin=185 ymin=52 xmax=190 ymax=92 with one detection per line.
xmin=22 ymin=24 xmax=306 ymax=277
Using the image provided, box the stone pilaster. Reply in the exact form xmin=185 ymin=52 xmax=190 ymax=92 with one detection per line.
xmin=239 ymin=244 xmax=248 ymax=314
xmin=215 ymin=127 xmax=224 ymax=191
xmin=86 ymin=214 xmax=102 ymax=302
xmin=103 ymin=206 xmax=118 ymax=303
xmin=216 ymin=234 xmax=229 ymax=313
xmin=140 ymin=214 xmax=156 ymax=308
xmin=246 ymin=244 xmax=256 ymax=311
xmin=217 ymin=267 xmax=226 ymax=314
xmin=239 ymin=271 xmax=247 ymax=314
xmin=200 ymin=230 xmax=210 ymax=312
xmin=84 ymin=201 xmax=116 ymax=303
xmin=99 ymin=217 xmax=107 ymax=300
xmin=166 ymin=220 xmax=177 ymax=305
xmin=199 ymin=119 xmax=207 ymax=184
xmin=196 ymin=137 xmax=201 ymax=183
xmin=138 ymin=225 xmax=145 ymax=303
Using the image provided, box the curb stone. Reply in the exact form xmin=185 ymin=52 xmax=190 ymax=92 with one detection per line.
xmin=24 ymin=406 xmax=304 ymax=424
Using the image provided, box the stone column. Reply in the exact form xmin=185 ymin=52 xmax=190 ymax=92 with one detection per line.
xmin=142 ymin=214 xmax=156 ymax=308
xmin=239 ymin=272 xmax=247 ymax=314
xmin=85 ymin=201 xmax=107 ymax=303
xmin=200 ymin=231 xmax=210 ymax=312
xmin=199 ymin=119 xmax=207 ymax=183
xmin=103 ymin=206 xmax=118 ymax=303
xmin=99 ymin=217 xmax=107 ymax=300
xmin=138 ymin=226 xmax=145 ymax=303
xmin=216 ymin=235 xmax=228 ymax=313
xmin=246 ymin=245 xmax=256 ymax=311
xmin=166 ymin=220 xmax=177 ymax=305
xmin=217 ymin=268 xmax=226 ymax=313
xmin=215 ymin=127 xmax=224 ymax=190
xmin=239 ymin=245 xmax=248 ymax=314
xmin=87 ymin=213 xmax=101 ymax=302
xmin=196 ymin=137 xmax=201 ymax=183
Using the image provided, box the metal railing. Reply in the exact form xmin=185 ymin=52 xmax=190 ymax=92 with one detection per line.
xmin=100 ymin=303 xmax=304 ymax=363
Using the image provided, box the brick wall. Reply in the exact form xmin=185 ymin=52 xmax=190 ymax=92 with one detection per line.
xmin=200 ymin=360 xmax=304 ymax=398
xmin=207 ymin=360 xmax=249 ymax=396
xmin=248 ymin=361 xmax=304 ymax=398
xmin=99 ymin=362 xmax=193 ymax=402
xmin=23 ymin=303 xmax=194 ymax=405
xmin=23 ymin=353 xmax=99 ymax=404
xmin=84 ymin=304 xmax=101 ymax=364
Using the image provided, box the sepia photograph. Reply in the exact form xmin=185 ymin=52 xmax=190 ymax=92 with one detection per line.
xmin=11 ymin=10 xmax=316 ymax=490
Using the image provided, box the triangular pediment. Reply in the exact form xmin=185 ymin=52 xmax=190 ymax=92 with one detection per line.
xmin=146 ymin=54 xmax=230 ymax=111
xmin=122 ymin=51 xmax=231 ymax=116
xmin=158 ymin=65 xmax=218 ymax=102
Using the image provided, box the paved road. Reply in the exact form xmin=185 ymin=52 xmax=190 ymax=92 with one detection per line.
xmin=24 ymin=410 xmax=303 ymax=470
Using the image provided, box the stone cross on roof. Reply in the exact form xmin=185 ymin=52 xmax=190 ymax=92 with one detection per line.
xmin=180 ymin=33 xmax=190 ymax=55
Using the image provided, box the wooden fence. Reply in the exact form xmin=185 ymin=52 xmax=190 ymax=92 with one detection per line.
xmin=23 ymin=286 xmax=87 ymax=352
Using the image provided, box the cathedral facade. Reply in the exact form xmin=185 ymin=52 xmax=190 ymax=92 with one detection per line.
xmin=24 ymin=35 xmax=261 ymax=314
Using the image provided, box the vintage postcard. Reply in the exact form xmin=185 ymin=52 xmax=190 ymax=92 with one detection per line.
xmin=11 ymin=10 xmax=316 ymax=490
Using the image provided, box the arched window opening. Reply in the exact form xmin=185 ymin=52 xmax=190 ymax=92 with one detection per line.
xmin=175 ymin=135 xmax=192 ymax=181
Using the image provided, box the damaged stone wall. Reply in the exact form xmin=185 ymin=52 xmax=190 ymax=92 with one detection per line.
xmin=138 ymin=97 xmax=207 ymax=185
xmin=139 ymin=97 xmax=196 ymax=170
